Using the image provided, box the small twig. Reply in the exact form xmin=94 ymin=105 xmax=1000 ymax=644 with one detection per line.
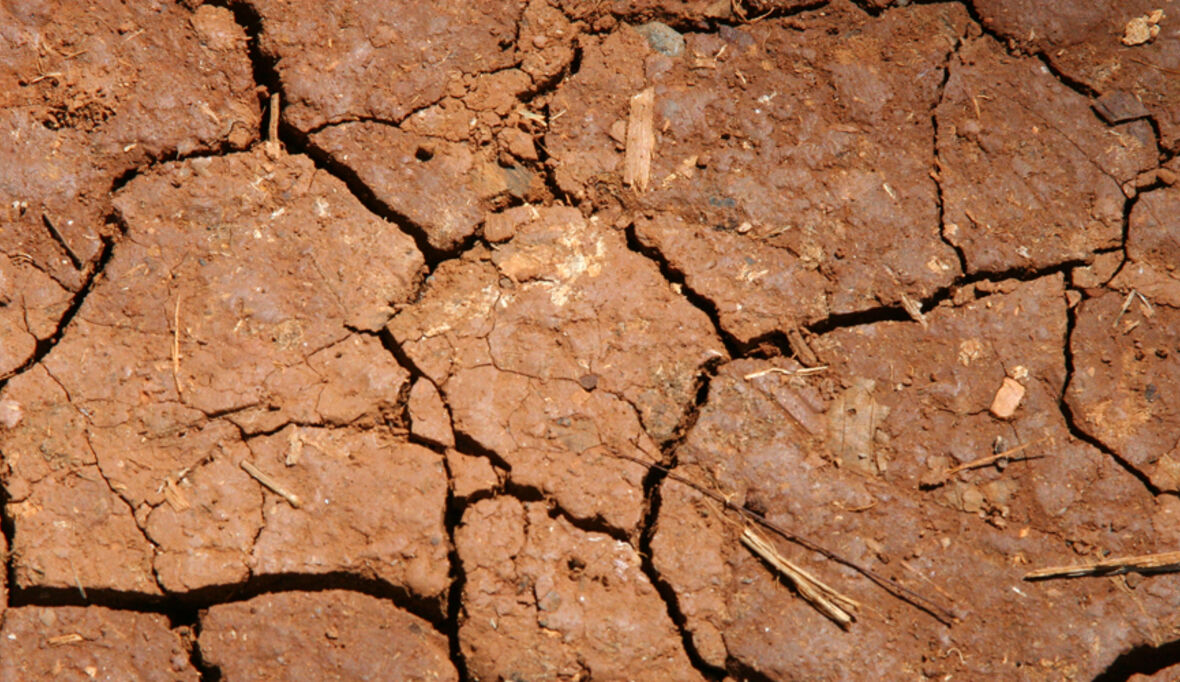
xmin=623 ymin=88 xmax=655 ymax=192
xmin=900 ymin=293 xmax=928 ymax=329
xmin=922 ymin=437 xmax=1050 ymax=488
xmin=241 ymin=460 xmax=302 ymax=507
xmin=47 ymin=634 xmax=85 ymax=646
xmin=744 ymin=365 xmax=829 ymax=380
xmin=41 ymin=212 xmax=82 ymax=270
xmin=172 ymin=295 xmax=183 ymax=395
xmin=1024 ymin=550 xmax=1180 ymax=580
xmin=1136 ymin=290 xmax=1154 ymax=317
xmin=69 ymin=558 xmax=87 ymax=601
xmin=742 ymin=527 xmax=859 ymax=628
xmin=268 ymin=92 xmax=280 ymax=141
xmin=1127 ymin=56 xmax=1180 ymax=76
xmin=1112 ymin=290 xmax=1137 ymax=328
xmin=163 ymin=476 xmax=190 ymax=512
xmin=265 ymin=92 xmax=281 ymax=158
xmin=24 ymin=71 xmax=62 ymax=85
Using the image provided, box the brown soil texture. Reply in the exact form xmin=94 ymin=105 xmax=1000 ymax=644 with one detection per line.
xmin=2 ymin=0 xmax=1179 ymax=680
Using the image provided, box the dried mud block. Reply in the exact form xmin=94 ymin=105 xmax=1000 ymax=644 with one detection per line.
xmin=633 ymin=213 xmax=832 ymax=344
xmin=310 ymin=122 xmax=511 ymax=251
xmin=552 ymin=3 xmax=968 ymax=338
xmin=0 ymin=3 xmax=258 ymax=290
xmin=110 ymin=149 xmax=421 ymax=430
xmin=937 ymin=38 xmax=1157 ymax=273
xmin=143 ymin=451 xmax=261 ymax=593
xmin=388 ymin=207 xmax=725 ymax=530
xmin=200 ymin=591 xmax=456 ymax=681
xmin=1110 ymin=185 xmax=1180 ymax=306
xmin=0 ymin=149 xmax=423 ymax=594
xmin=0 ymin=606 xmax=196 ymax=680
xmin=408 ymin=378 xmax=455 ymax=448
xmin=446 ymin=449 xmax=500 ymax=498
xmin=1066 ymin=290 xmax=1180 ymax=492
xmin=0 ymin=1 xmax=258 ymax=374
xmin=456 ymin=497 xmax=702 ymax=680
xmin=973 ymin=0 xmax=1180 ymax=151
xmin=246 ymin=426 xmax=450 ymax=600
xmin=0 ymin=365 xmax=159 ymax=594
xmin=253 ymin=1 xmax=522 ymax=130
xmin=0 ymin=248 xmax=73 ymax=378
xmin=653 ymin=278 xmax=1180 ymax=677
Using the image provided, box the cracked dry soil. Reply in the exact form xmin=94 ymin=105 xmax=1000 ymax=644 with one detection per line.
xmin=2 ymin=0 xmax=1180 ymax=680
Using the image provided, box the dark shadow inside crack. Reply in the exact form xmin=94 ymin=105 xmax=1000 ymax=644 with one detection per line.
xmin=931 ymin=28 xmax=970 ymax=277
xmin=1 ymin=481 xmax=16 ymax=606
xmin=1060 ymin=293 xmax=1162 ymax=496
xmin=623 ymin=221 xmax=743 ymax=358
xmin=439 ymin=452 xmax=472 ymax=682
xmin=212 ymin=0 xmax=461 ymax=268
xmin=1093 ymin=636 xmax=1180 ymax=682
xmin=284 ymin=124 xmax=461 ymax=268
xmin=724 ymin=655 xmax=777 ymax=682
xmin=0 ymin=221 xmax=117 ymax=388
xmin=630 ymin=366 xmax=728 ymax=680
xmin=214 ymin=0 xmax=282 ymax=139
xmin=1106 ymin=176 xmax=1169 ymax=284
xmin=10 ymin=571 xmax=446 ymax=627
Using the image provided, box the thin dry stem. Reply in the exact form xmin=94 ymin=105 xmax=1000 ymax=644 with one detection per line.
xmin=1025 ymin=550 xmax=1180 ymax=580
xmin=171 ymin=295 xmax=183 ymax=395
xmin=742 ymin=527 xmax=860 ymax=628
xmin=744 ymin=365 xmax=829 ymax=380
xmin=241 ymin=460 xmax=302 ymax=508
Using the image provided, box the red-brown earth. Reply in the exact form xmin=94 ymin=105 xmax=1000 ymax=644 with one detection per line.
xmin=2 ymin=0 xmax=1180 ymax=680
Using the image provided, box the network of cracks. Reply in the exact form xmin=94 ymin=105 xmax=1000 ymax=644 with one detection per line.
xmin=1 ymin=0 xmax=1179 ymax=679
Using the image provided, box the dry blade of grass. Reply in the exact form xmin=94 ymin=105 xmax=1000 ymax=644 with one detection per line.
xmin=742 ymin=526 xmax=860 ymax=628
xmin=1025 ymin=550 xmax=1180 ymax=580
xmin=743 ymin=365 xmax=828 ymax=380
xmin=920 ymin=436 xmax=1051 ymax=488
xmin=241 ymin=460 xmax=302 ymax=508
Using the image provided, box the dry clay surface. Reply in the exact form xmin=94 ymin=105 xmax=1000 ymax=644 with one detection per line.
xmin=2 ymin=0 xmax=1180 ymax=680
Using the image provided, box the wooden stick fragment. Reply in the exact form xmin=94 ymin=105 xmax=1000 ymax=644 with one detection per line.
xmin=743 ymin=365 xmax=829 ymax=380
xmin=265 ymin=92 xmax=281 ymax=158
xmin=47 ymin=633 xmax=84 ymax=646
xmin=172 ymin=295 xmax=183 ymax=395
xmin=921 ymin=437 xmax=1049 ymax=488
xmin=742 ymin=527 xmax=860 ymax=628
xmin=241 ymin=460 xmax=301 ymax=508
xmin=623 ymin=88 xmax=655 ymax=192
xmin=268 ymin=92 xmax=280 ymax=141
xmin=1024 ymin=550 xmax=1180 ymax=580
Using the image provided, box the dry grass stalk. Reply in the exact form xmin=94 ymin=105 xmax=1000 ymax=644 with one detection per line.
xmin=921 ymin=437 xmax=1049 ymax=488
xmin=47 ymin=633 xmax=84 ymax=646
xmin=172 ymin=294 xmax=183 ymax=395
xmin=744 ymin=365 xmax=828 ymax=380
xmin=623 ymin=88 xmax=655 ymax=191
xmin=265 ymin=92 xmax=281 ymax=158
xmin=241 ymin=460 xmax=302 ymax=508
xmin=163 ymin=476 xmax=190 ymax=512
xmin=900 ymin=293 xmax=928 ymax=328
xmin=741 ymin=526 xmax=860 ymax=628
xmin=1025 ymin=550 xmax=1180 ymax=580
